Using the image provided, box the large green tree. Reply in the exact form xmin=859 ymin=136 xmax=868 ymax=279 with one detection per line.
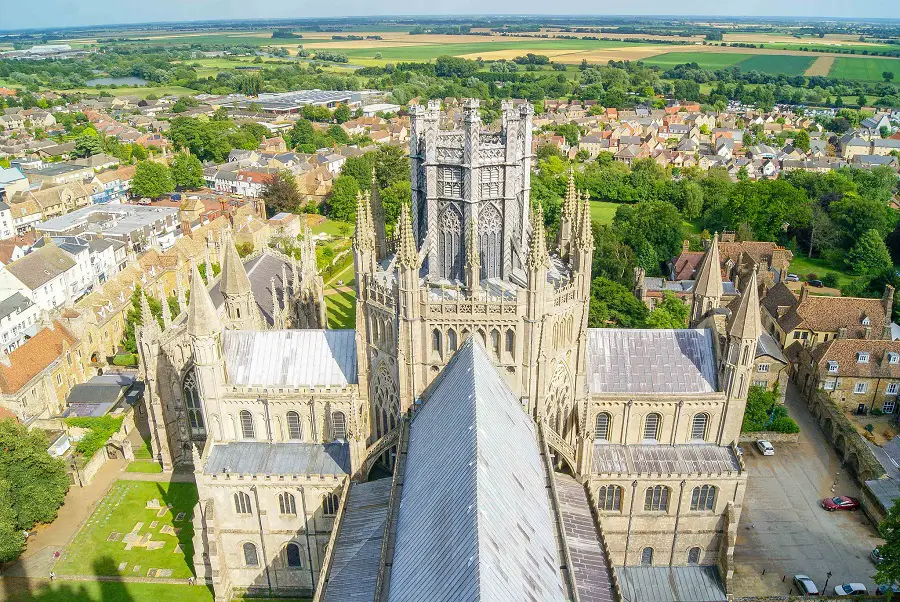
xmin=261 ymin=170 xmax=302 ymax=216
xmin=645 ymin=291 xmax=690 ymax=329
xmin=613 ymin=199 xmax=685 ymax=275
xmin=169 ymin=152 xmax=204 ymax=189
xmin=325 ymin=176 xmax=360 ymax=223
xmin=131 ymin=160 xmax=175 ymax=199
xmin=847 ymin=229 xmax=894 ymax=276
xmin=876 ymin=498 xmax=900 ymax=590
xmin=0 ymin=420 xmax=69 ymax=562
xmin=588 ymin=277 xmax=649 ymax=328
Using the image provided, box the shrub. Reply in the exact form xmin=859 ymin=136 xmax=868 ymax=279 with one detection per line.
xmin=805 ymin=272 xmax=818 ymax=281
xmin=65 ymin=416 xmax=125 ymax=460
xmin=742 ymin=386 xmax=800 ymax=434
xmin=113 ymin=353 xmax=138 ymax=367
xmin=821 ymin=273 xmax=839 ymax=288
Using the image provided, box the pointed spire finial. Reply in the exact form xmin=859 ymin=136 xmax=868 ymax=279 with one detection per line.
xmin=564 ymin=168 xmax=577 ymax=220
xmin=694 ymin=231 xmax=723 ymax=300
xmin=220 ymin=236 xmax=252 ymax=296
xmin=140 ymin=291 xmax=159 ymax=334
xmin=396 ymin=203 xmax=419 ymax=268
xmin=576 ymin=190 xmax=594 ymax=251
xmin=729 ymin=268 xmax=762 ymax=341
xmin=187 ymin=260 xmax=221 ymax=337
xmin=528 ymin=204 xmax=551 ymax=269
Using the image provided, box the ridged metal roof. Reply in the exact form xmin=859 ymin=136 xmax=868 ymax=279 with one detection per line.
xmin=616 ymin=566 xmax=727 ymax=602
xmin=586 ymin=328 xmax=718 ymax=394
xmin=387 ymin=339 xmax=566 ymax=602
xmin=203 ymin=441 xmax=349 ymax=476
xmin=222 ymin=329 xmax=357 ymax=387
xmin=592 ymin=444 xmax=740 ymax=475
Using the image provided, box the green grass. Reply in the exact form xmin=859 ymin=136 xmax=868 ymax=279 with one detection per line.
xmin=787 ymin=255 xmax=854 ymax=289
xmin=828 ymin=56 xmax=900 ymax=81
xmin=641 ymin=51 xmax=752 ymax=70
xmin=325 ymin=290 xmax=356 ymax=330
xmin=5 ymin=581 xmax=312 ymax=602
xmin=310 ymin=218 xmax=353 ymax=238
xmin=55 ymin=480 xmax=198 ymax=579
xmin=589 ymin=200 xmax=620 ymax=225
xmin=4 ymin=581 xmax=215 ymax=602
xmin=126 ymin=460 xmax=164 ymax=474
xmin=64 ymin=85 xmax=197 ymax=98
xmin=133 ymin=438 xmax=153 ymax=460
xmin=737 ymin=54 xmax=814 ymax=75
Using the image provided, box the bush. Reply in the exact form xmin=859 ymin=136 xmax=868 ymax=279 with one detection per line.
xmin=65 ymin=416 xmax=125 ymax=460
xmin=805 ymin=272 xmax=818 ymax=281
xmin=113 ymin=353 xmax=138 ymax=366
xmin=821 ymin=273 xmax=839 ymax=288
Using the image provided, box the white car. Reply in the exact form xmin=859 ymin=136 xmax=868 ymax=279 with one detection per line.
xmin=834 ymin=583 xmax=868 ymax=596
xmin=756 ymin=440 xmax=775 ymax=456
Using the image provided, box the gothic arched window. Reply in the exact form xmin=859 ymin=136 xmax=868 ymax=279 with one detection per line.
xmin=643 ymin=413 xmax=661 ymax=442
xmin=331 ymin=412 xmax=347 ymax=441
xmin=239 ymin=410 xmax=255 ymax=440
xmin=641 ymin=547 xmax=654 ymax=566
xmin=595 ymin=413 xmax=611 ymax=442
xmin=243 ymin=542 xmax=259 ymax=567
xmin=286 ymin=411 xmax=302 ymax=440
xmin=448 ymin=329 xmax=458 ymax=353
xmin=432 ymin=328 xmax=442 ymax=359
xmin=438 ymin=206 xmax=462 ymax=282
xmin=285 ymin=542 xmax=303 ymax=568
xmin=182 ymin=368 xmax=206 ymax=439
xmin=547 ymin=363 xmax=573 ymax=439
xmin=644 ymin=486 xmax=670 ymax=512
xmin=688 ymin=547 xmax=702 ymax=565
xmin=505 ymin=329 xmax=515 ymax=359
xmin=479 ymin=203 xmax=502 ymax=279
xmin=490 ymin=329 xmax=501 ymax=359
xmin=691 ymin=413 xmax=709 ymax=441
xmin=323 ymin=493 xmax=339 ymax=516
xmin=373 ymin=363 xmax=399 ymax=439
xmin=597 ymin=485 xmax=622 ymax=512
xmin=279 ymin=492 xmax=296 ymax=515
xmin=690 ymin=485 xmax=717 ymax=511
xmin=234 ymin=491 xmax=252 ymax=515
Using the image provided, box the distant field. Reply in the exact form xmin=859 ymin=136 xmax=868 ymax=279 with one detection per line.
xmin=828 ymin=56 xmax=900 ymax=81
xmin=64 ymin=85 xmax=197 ymax=98
xmin=333 ymin=39 xmax=643 ymax=62
xmin=737 ymin=54 xmax=814 ymax=75
xmin=641 ymin=52 xmax=751 ymax=70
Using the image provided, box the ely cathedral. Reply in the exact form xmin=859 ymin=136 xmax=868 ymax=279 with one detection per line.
xmin=139 ymin=99 xmax=758 ymax=602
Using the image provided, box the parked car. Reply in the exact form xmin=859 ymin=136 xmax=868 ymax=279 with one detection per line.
xmin=821 ymin=496 xmax=861 ymax=511
xmin=872 ymin=548 xmax=884 ymax=564
xmin=877 ymin=583 xmax=900 ymax=595
xmin=834 ymin=583 xmax=868 ymax=596
xmin=808 ymin=279 xmax=825 ymax=287
xmin=786 ymin=273 xmax=800 ymax=282
xmin=756 ymin=440 xmax=775 ymax=456
xmin=794 ymin=575 xmax=820 ymax=596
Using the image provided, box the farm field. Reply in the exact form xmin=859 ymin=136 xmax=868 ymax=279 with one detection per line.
xmin=736 ymin=54 xmax=814 ymax=75
xmin=65 ymin=85 xmax=197 ymax=98
xmin=641 ymin=52 xmax=751 ymax=70
xmin=828 ymin=56 xmax=900 ymax=81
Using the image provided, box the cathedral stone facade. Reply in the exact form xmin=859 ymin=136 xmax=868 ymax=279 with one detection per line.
xmin=139 ymin=100 xmax=758 ymax=602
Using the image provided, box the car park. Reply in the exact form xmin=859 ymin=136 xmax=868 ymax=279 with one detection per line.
xmin=821 ymin=496 xmax=861 ymax=511
xmin=756 ymin=440 xmax=775 ymax=456
xmin=834 ymin=583 xmax=868 ymax=596
xmin=793 ymin=575 xmax=820 ymax=596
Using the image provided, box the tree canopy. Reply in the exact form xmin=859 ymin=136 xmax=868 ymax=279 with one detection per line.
xmin=131 ymin=160 xmax=174 ymax=199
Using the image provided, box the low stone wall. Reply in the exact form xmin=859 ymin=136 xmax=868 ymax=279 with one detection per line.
xmin=738 ymin=431 xmax=801 ymax=444
xmin=79 ymin=446 xmax=109 ymax=486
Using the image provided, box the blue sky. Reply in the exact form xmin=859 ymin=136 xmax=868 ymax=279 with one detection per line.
xmin=5 ymin=1 xmax=899 ymax=31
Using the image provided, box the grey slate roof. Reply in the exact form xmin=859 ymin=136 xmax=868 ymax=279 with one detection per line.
xmin=756 ymin=331 xmax=787 ymax=364
xmin=5 ymin=243 xmax=76 ymax=290
xmin=586 ymin=329 xmax=718 ymax=395
xmin=616 ymin=566 xmax=727 ymax=602
xmin=388 ymin=339 xmax=566 ymax=602
xmin=204 ymin=441 xmax=349 ymax=475
xmin=592 ymin=444 xmax=741 ymax=475
xmin=222 ymin=329 xmax=357 ymax=387
xmin=554 ymin=473 xmax=616 ymax=602
xmin=209 ymin=252 xmax=292 ymax=325
xmin=0 ymin=291 xmax=33 ymax=320
xmin=322 ymin=479 xmax=392 ymax=602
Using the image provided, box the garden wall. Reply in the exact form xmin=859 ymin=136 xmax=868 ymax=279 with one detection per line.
xmin=738 ymin=431 xmax=801 ymax=444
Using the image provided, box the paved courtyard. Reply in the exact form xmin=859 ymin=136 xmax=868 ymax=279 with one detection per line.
xmin=733 ymin=382 xmax=883 ymax=596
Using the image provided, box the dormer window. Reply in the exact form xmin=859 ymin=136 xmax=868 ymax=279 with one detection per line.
xmin=862 ymin=316 xmax=871 ymax=326
xmin=827 ymin=361 xmax=839 ymax=373
xmin=890 ymin=353 xmax=900 ymax=365
xmin=858 ymin=352 xmax=870 ymax=364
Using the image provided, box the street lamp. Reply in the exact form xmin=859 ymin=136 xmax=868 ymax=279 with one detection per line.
xmin=823 ymin=571 xmax=833 ymax=593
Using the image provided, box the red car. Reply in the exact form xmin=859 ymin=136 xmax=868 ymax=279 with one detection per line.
xmin=821 ymin=496 xmax=861 ymax=511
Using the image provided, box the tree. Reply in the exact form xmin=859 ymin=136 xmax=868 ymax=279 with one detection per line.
xmin=131 ymin=161 xmax=174 ymax=199
xmin=682 ymin=180 xmax=704 ymax=220
xmin=379 ymin=180 xmax=411 ymax=236
xmin=613 ymin=200 xmax=685 ymax=275
xmin=793 ymin=129 xmax=810 ymax=152
xmin=71 ymin=134 xmax=102 ymax=158
xmin=588 ymin=277 xmax=649 ymax=328
xmin=645 ymin=292 xmax=689 ymax=328
xmin=876 ymin=498 xmax=900 ymax=590
xmin=261 ymin=170 xmax=302 ymax=216
xmin=290 ymin=118 xmax=315 ymax=149
xmin=884 ymin=71 xmax=895 ymax=83
xmin=0 ymin=419 xmax=69 ymax=562
xmin=333 ymin=104 xmax=351 ymax=124
xmin=325 ymin=175 xmax=360 ymax=222
xmin=847 ymin=229 xmax=893 ymax=276
xmin=169 ymin=152 xmax=204 ymax=189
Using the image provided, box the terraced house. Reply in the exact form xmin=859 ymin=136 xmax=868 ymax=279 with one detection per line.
xmin=139 ymin=101 xmax=762 ymax=602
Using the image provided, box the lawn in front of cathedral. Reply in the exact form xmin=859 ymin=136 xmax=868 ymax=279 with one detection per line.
xmin=54 ymin=479 xmax=198 ymax=579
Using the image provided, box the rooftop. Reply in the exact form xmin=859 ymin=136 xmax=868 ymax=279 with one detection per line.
xmin=204 ymin=441 xmax=350 ymax=476
xmin=592 ymin=444 xmax=741 ymax=475
xmin=38 ymin=203 xmax=178 ymax=237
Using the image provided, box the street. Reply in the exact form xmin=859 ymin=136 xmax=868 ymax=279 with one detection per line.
xmin=733 ymin=382 xmax=884 ymax=596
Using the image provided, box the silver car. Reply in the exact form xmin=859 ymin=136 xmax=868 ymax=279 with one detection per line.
xmin=757 ymin=440 xmax=775 ymax=456
xmin=793 ymin=575 xmax=820 ymax=596
xmin=834 ymin=583 xmax=867 ymax=596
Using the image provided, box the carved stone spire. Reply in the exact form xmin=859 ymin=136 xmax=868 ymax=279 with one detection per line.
xmin=528 ymin=203 xmax=551 ymax=269
xmin=187 ymin=261 xmax=221 ymax=338
xmin=220 ymin=236 xmax=252 ymax=297
xmin=563 ymin=168 xmax=578 ymax=220
xmin=204 ymin=245 xmax=213 ymax=285
xmin=271 ymin=276 xmax=285 ymax=329
xmin=353 ymin=191 xmax=375 ymax=253
xmin=370 ymin=167 xmax=387 ymax=260
xmin=694 ymin=232 xmax=723 ymax=301
xmin=396 ymin=203 xmax=419 ymax=269
xmin=728 ymin=269 xmax=761 ymax=342
xmin=575 ymin=190 xmax=594 ymax=251
xmin=161 ymin=294 xmax=173 ymax=329
xmin=140 ymin=291 xmax=160 ymax=338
